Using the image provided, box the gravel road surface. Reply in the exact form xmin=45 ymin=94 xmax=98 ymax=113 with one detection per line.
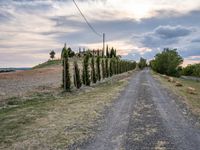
xmin=80 ymin=69 xmax=200 ymax=150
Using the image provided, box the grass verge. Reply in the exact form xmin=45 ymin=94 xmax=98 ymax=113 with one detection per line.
xmin=152 ymin=71 xmax=200 ymax=117
xmin=0 ymin=71 xmax=132 ymax=150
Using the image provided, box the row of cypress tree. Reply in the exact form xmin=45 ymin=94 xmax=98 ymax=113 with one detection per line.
xmin=62 ymin=48 xmax=136 ymax=91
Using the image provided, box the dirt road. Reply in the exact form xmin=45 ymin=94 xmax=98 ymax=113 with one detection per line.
xmin=80 ymin=69 xmax=200 ymax=150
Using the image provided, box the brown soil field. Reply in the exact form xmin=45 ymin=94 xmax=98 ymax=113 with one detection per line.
xmin=0 ymin=65 xmax=62 ymax=104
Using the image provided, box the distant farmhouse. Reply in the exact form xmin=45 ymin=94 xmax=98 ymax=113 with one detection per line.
xmin=77 ymin=48 xmax=104 ymax=57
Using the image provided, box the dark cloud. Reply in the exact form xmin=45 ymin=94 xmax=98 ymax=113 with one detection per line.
xmin=0 ymin=11 xmax=13 ymax=22
xmin=141 ymin=32 xmax=180 ymax=48
xmin=50 ymin=16 xmax=86 ymax=29
xmin=154 ymin=25 xmax=192 ymax=39
xmin=138 ymin=10 xmax=200 ymax=30
xmin=137 ymin=25 xmax=191 ymax=48
xmin=191 ymin=38 xmax=200 ymax=43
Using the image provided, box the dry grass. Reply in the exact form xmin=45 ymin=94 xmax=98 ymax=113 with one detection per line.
xmin=152 ymin=71 xmax=200 ymax=117
xmin=0 ymin=71 xmax=132 ymax=150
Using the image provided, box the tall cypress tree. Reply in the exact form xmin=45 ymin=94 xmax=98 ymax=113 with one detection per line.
xmin=82 ymin=53 xmax=90 ymax=86
xmin=113 ymin=58 xmax=116 ymax=75
xmin=105 ymin=58 xmax=109 ymax=78
xmin=96 ymin=56 xmax=101 ymax=81
xmin=101 ymin=59 xmax=106 ymax=79
xmin=106 ymin=45 xmax=109 ymax=58
xmin=91 ymin=56 xmax=97 ymax=83
xmin=97 ymin=50 xmax=100 ymax=57
xmin=102 ymin=48 xmax=104 ymax=58
xmin=63 ymin=50 xmax=71 ymax=91
xmin=110 ymin=47 xmax=115 ymax=58
xmin=73 ymin=60 xmax=82 ymax=89
xmin=116 ymin=59 xmax=119 ymax=74
xmin=109 ymin=58 xmax=113 ymax=77
xmin=61 ymin=43 xmax=67 ymax=88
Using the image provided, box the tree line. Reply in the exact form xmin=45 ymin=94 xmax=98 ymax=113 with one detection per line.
xmin=61 ymin=44 xmax=136 ymax=91
xmin=181 ymin=63 xmax=200 ymax=77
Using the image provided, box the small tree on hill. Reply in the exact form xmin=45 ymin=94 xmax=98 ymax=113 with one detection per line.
xmin=50 ymin=50 xmax=55 ymax=60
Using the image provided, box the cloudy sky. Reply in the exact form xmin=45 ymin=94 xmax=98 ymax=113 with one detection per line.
xmin=0 ymin=0 xmax=200 ymax=67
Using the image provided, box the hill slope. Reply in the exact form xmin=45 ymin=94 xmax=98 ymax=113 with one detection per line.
xmin=32 ymin=59 xmax=61 ymax=69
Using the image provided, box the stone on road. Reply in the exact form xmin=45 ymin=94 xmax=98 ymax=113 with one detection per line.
xmin=80 ymin=69 xmax=200 ymax=150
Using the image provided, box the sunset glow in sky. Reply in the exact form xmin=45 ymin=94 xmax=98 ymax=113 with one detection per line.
xmin=0 ymin=0 xmax=200 ymax=67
